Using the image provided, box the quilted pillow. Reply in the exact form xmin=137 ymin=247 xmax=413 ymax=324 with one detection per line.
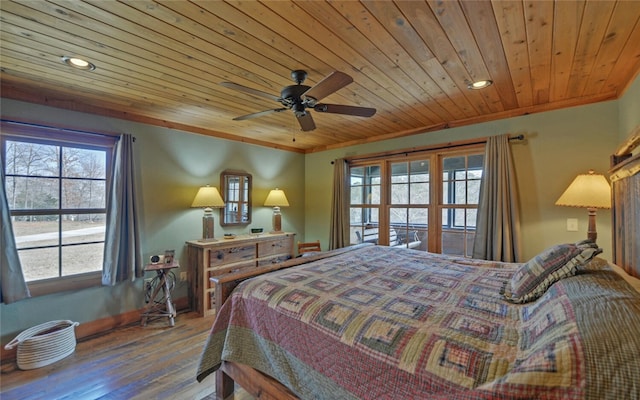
xmin=502 ymin=240 xmax=602 ymax=303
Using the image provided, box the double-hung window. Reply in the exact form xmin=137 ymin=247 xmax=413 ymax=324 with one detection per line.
xmin=349 ymin=144 xmax=484 ymax=256
xmin=1 ymin=122 xmax=115 ymax=294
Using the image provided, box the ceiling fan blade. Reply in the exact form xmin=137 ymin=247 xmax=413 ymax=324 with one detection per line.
xmin=314 ymin=103 xmax=376 ymax=117
xmin=296 ymin=112 xmax=316 ymax=131
xmin=233 ymin=108 xmax=287 ymax=121
xmin=302 ymin=71 xmax=353 ymax=103
xmin=220 ymin=82 xmax=280 ymax=102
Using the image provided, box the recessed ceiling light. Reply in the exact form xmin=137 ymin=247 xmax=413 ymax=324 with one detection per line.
xmin=61 ymin=56 xmax=96 ymax=71
xmin=467 ymin=80 xmax=493 ymax=90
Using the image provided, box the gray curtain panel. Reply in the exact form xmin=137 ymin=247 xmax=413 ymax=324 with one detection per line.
xmin=102 ymin=134 xmax=142 ymax=285
xmin=0 ymin=152 xmax=31 ymax=304
xmin=329 ymin=159 xmax=350 ymax=250
xmin=473 ymin=134 xmax=522 ymax=262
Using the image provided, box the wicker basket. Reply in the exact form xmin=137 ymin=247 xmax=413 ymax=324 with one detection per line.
xmin=4 ymin=320 xmax=79 ymax=370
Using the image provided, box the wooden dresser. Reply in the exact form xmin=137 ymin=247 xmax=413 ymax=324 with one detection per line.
xmin=186 ymin=232 xmax=295 ymax=317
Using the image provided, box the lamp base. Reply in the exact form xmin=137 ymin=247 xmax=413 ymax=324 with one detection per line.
xmin=202 ymin=212 xmax=216 ymax=241
xmin=587 ymin=207 xmax=597 ymax=243
xmin=271 ymin=207 xmax=282 ymax=233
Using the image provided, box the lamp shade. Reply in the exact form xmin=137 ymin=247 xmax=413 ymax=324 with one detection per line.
xmin=191 ymin=185 xmax=225 ymax=208
xmin=264 ymin=188 xmax=289 ymax=207
xmin=555 ymin=170 xmax=611 ymax=209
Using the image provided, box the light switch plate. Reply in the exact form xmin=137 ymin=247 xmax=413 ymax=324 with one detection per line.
xmin=566 ymin=218 xmax=578 ymax=232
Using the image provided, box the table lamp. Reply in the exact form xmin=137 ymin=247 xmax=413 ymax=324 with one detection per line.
xmin=191 ymin=185 xmax=225 ymax=241
xmin=264 ymin=188 xmax=289 ymax=233
xmin=555 ymin=169 xmax=611 ymax=242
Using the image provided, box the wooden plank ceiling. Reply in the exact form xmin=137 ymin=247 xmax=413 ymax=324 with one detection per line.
xmin=1 ymin=1 xmax=640 ymax=153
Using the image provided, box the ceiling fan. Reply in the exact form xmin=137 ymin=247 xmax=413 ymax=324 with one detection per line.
xmin=220 ymin=70 xmax=376 ymax=132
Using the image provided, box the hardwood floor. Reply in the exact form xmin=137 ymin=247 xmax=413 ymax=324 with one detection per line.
xmin=0 ymin=312 xmax=253 ymax=400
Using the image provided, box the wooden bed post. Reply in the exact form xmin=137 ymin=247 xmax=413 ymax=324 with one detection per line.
xmin=214 ymin=280 xmax=241 ymax=399
xmin=215 ymin=370 xmax=235 ymax=400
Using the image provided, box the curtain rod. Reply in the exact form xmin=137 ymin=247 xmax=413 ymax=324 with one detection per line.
xmin=335 ymin=134 xmax=525 ymax=164
xmin=0 ymin=119 xmax=128 ymax=141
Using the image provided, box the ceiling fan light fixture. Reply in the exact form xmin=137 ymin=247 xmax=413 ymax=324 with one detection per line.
xmin=292 ymin=102 xmax=306 ymax=116
xmin=61 ymin=56 xmax=96 ymax=71
xmin=468 ymin=80 xmax=493 ymax=90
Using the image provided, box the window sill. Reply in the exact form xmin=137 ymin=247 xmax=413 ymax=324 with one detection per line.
xmin=27 ymin=272 xmax=102 ymax=297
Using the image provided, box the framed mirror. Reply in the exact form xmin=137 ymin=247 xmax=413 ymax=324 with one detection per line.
xmin=220 ymin=170 xmax=252 ymax=226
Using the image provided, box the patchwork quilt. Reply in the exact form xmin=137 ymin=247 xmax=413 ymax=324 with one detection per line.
xmin=197 ymin=245 xmax=640 ymax=399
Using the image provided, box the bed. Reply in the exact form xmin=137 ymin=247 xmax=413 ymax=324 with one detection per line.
xmin=197 ymin=132 xmax=640 ymax=400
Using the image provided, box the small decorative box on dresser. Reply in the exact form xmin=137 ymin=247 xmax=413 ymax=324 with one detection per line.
xmin=186 ymin=232 xmax=295 ymax=317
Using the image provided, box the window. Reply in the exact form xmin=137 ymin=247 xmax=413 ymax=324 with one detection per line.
xmin=350 ymin=165 xmax=381 ymax=233
xmin=349 ymin=144 xmax=484 ymax=256
xmin=1 ymin=122 xmax=115 ymax=294
xmin=388 ymin=160 xmax=430 ymax=249
xmin=440 ymin=153 xmax=484 ymax=257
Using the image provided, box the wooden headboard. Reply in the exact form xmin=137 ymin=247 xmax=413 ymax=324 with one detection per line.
xmin=610 ymin=126 xmax=640 ymax=279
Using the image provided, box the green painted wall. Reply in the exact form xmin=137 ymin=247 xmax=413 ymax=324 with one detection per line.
xmin=0 ymin=99 xmax=305 ymax=343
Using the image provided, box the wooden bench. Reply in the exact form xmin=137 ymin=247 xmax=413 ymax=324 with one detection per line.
xmin=355 ymin=227 xmax=422 ymax=249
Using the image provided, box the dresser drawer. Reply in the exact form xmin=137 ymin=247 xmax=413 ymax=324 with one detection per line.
xmin=258 ymin=236 xmax=294 ymax=257
xmin=209 ymin=245 xmax=256 ymax=267
xmin=257 ymin=254 xmax=292 ymax=267
xmin=209 ymin=261 xmax=257 ymax=281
